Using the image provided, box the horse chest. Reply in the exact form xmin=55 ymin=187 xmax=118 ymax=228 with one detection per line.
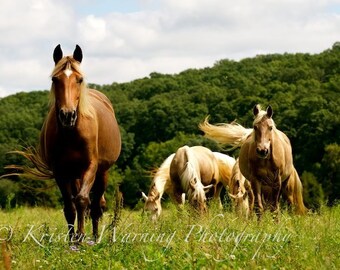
xmin=251 ymin=159 xmax=279 ymax=185
xmin=53 ymin=135 xmax=91 ymax=169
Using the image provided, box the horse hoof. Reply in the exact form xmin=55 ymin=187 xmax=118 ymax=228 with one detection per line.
xmin=70 ymin=245 xmax=80 ymax=252
xmin=86 ymin=240 xmax=96 ymax=246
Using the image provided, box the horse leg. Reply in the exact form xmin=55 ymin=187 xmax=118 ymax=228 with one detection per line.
xmin=212 ymin=182 xmax=223 ymax=209
xmin=269 ymin=180 xmax=282 ymax=214
xmin=252 ymin=180 xmax=264 ymax=219
xmin=56 ymin=179 xmax=76 ymax=241
xmin=90 ymin=171 xmax=108 ymax=240
xmin=75 ymin=161 xmax=97 ymax=239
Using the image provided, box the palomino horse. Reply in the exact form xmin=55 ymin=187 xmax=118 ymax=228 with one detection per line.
xmin=199 ymin=105 xmax=306 ymax=217
xmin=170 ymin=145 xmax=223 ymax=214
xmin=10 ymin=45 xmax=121 ymax=241
xmin=142 ymin=153 xmax=179 ymax=221
xmin=229 ymin=158 xmax=254 ymax=218
xmin=142 ymin=149 xmax=235 ymax=220
xmin=143 ymin=149 xmax=235 ymax=220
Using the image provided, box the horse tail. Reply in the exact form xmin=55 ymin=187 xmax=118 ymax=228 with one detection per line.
xmin=3 ymin=147 xmax=54 ymax=180
xmin=199 ymin=117 xmax=253 ymax=149
xmin=292 ymin=168 xmax=307 ymax=215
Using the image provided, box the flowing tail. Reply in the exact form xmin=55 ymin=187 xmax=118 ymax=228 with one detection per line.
xmin=199 ymin=117 xmax=253 ymax=149
xmin=291 ymin=168 xmax=307 ymax=215
xmin=2 ymin=147 xmax=54 ymax=180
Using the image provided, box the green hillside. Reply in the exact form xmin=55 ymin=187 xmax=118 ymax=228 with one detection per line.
xmin=1 ymin=43 xmax=339 ymax=209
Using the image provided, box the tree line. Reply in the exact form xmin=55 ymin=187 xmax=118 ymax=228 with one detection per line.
xmin=0 ymin=42 xmax=339 ymax=210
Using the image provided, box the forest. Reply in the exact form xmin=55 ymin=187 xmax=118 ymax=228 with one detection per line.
xmin=0 ymin=42 xmax=339 ymax=210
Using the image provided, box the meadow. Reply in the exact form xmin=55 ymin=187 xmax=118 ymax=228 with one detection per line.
xmin=1 ymin=202 xmax=339 ymax=270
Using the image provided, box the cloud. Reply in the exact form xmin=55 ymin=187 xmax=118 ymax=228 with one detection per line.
xmin=0 ymin=0 xmax=339 ymax=97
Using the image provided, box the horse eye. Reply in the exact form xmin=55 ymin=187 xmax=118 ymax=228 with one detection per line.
xmin=253 ymin=125 xmax=258 ymax=131
xmin=52 ymin=76 xmax=58 ymax=83
xmin=77 ymin=77 xmax=83 ymax=84
xmin=269 ymin=126 xmax=273 ymax=131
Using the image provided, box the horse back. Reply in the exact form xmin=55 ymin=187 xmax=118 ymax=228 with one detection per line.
xmin=191 ymin=146 xmax=219 ymax=185
xmin=88 ymin=89 xmax=121 ymax=164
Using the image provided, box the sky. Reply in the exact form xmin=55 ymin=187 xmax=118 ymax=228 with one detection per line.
xmin=0 ymin=0 xmax=339 ymax=97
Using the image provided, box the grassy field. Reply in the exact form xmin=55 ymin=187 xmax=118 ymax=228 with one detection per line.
xmin=0 ymin=203 xmax=339 ymax=270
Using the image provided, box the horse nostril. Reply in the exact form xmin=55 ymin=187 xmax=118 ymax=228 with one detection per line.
xmin=59 ymin=109 xmax=67 ymax=121
xmin=256 ymin=147 xmax=268 ymax=157
xmin=71 ymin=110 xmax=76 ymax=119
xmin=59 ymin=109 xmax=77 ymax=126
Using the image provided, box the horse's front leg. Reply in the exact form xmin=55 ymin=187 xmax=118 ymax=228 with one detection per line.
xmin=75 ymin=160 xmax=98 ymax=239
xmin=252 ymin=180 xmax=264 ymax=219
xmin=269 ymin=177 xmax=282 ymax=215
xmin=56 ymin=178 xmax=76 ymax=241
xmin=212 ymin=182 xmax=223 ymax=209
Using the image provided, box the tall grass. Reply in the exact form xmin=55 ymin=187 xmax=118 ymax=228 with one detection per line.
xmin=1 ymin=204 xmax=339 ymax=269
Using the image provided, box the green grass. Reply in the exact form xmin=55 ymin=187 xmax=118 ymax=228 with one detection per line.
xmin=1 ymin=204 xmax=340 ymax=269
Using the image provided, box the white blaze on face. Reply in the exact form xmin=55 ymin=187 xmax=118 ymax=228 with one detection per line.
xmin=63 ymin=68 xmax=73 ymax=78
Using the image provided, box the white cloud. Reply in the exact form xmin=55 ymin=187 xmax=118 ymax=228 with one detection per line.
xmin=0 ymin=0 xmax=339 ymax=97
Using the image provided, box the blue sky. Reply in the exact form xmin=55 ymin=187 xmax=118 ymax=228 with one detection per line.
xmin=0 ymin=0 xmax=339 ymax=97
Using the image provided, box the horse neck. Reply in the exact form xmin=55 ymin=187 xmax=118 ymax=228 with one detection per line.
xmin=152 ymin=169 xmax=168 ymax=196
xmin=152 ymin=153 xmax=174 ymax=195
xmin=215 ymin=154 xmax=235 ymax=187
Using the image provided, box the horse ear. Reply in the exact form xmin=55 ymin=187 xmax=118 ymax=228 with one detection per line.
xmin=53 ymin=44 xmax=63 ymax=65
xmin=266 ymin=105 xmax=273 ymax=118
xmin=253 ymin=104 xmax=260 ymax=116
xmin=73 ymin=44 xmax=83 ymax=63
xmin=141 ymin=192 xmax=148 ymax=201
xmin=204 ymin=184 xmax=214 ymax=193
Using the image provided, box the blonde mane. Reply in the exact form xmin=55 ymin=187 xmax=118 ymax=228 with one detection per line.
xmin=50 ymin=56 xmax=94 ymax=118
xmin=148 ymin=153 xmax=175 ymax=201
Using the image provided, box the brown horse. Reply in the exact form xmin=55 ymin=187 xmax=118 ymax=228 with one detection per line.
xmin=200 ymin=105 xmax=306 ymax=217
xmin=9 ymin=45 xmax=121 ymax=241
xmin=143 ymin=149 xmax=235 ymax=220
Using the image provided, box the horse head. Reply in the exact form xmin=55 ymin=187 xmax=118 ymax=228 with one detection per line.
xmin=51 ymin=44 xmax=85 ymax=128
xmin=142 ymin=190 xmax=161 ymax=222
xmin=188 ymin=178 xmax=213 ymax=214
xmin=253 ymin=104 xmax=275 ymax=159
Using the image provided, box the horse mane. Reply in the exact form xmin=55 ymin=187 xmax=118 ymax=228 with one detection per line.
xmin=148 ymin=153 xmax=175 ymax=201
xmin=180 ymin=146 xmax=205 ymax=202
xmin=50 ymin=56 xmax=94 ymax=118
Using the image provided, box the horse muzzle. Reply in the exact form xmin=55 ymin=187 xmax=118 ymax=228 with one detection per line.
xmin=58 ymin=109 xmax=77 ymax=128
xmin=256 ymin=147 xmax=269 ymax=159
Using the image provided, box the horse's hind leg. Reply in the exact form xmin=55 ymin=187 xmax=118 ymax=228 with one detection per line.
xmin=90 ymin=171 xmax=108 ymax=240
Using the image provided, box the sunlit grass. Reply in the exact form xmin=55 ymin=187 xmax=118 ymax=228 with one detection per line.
xmin=1 ymin=204 xmax=339 ymax=269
